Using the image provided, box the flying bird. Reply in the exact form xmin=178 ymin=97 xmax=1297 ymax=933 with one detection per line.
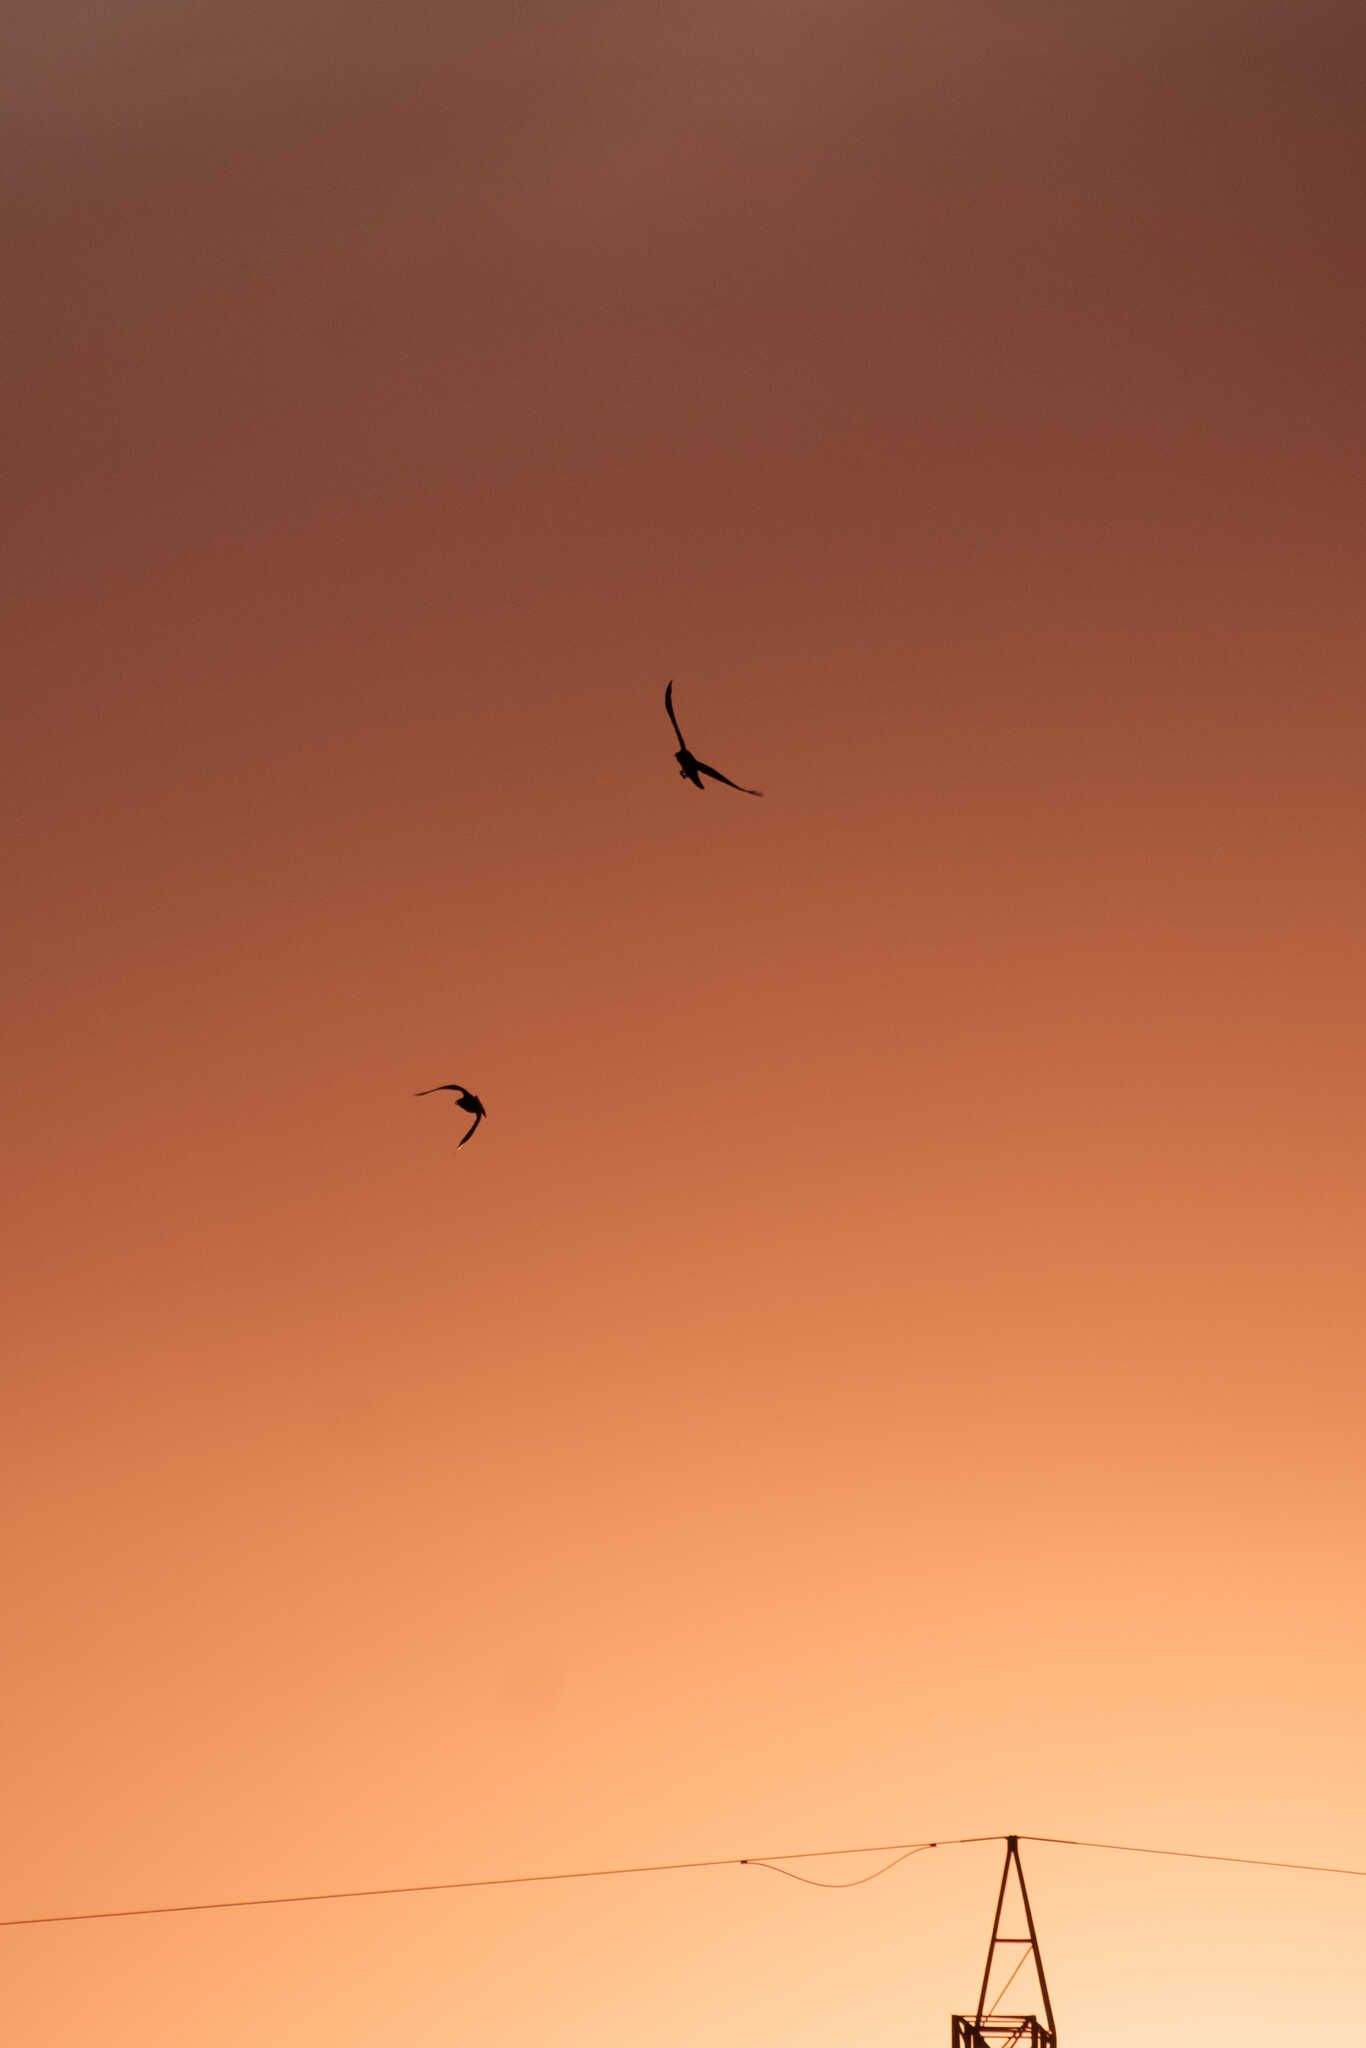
xmin=664 ymin=680 xmax=762 ymax=795
xmin=415 ymin=1084 xmax=487 ymax=1147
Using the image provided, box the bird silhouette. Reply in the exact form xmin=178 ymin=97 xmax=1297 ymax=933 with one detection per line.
xmin=415 ymin=1084 xmax=487 ymax=1147
xmin=664 ymin=681 xmax=762 ymax=795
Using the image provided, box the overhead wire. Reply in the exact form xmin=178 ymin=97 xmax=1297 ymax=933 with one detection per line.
xmin=0 ymin=1837 xmax=994 ymax=1932
xmin=742 ymin=1845 xmax=932 ymax=1889
xmin=3 ymin=1827 xmax=1364 ymax=1933
xmin=1020 ymin=1835 xmax=1366 ymax=1881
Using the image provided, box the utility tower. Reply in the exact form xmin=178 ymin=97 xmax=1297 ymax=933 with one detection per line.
xmin=950 ymin=1836 xmax=1057 ymax=2048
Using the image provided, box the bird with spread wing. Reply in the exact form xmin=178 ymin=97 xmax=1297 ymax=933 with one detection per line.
xmin=664 ymin=681 xmax=762 ymax=796
xmin=414 ymin=1083 xmax=487 ymax=1147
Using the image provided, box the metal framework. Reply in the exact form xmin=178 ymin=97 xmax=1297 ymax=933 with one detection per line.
xmin=951 ymin=2024 xmax=1053 ymax=2048
xmin=950 ymin=1837 xmax=1057 ymax=2048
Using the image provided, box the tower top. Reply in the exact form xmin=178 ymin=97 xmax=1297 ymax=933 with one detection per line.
xmin=950 ymin=1837 xmax=1057 ymax=2048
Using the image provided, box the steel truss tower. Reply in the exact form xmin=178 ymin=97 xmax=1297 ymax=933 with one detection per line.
xmin=950 ymin=1836 xmax=1057 ymax=2048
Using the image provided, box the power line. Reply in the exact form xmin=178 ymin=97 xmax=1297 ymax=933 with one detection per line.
xmin=1021 ymin=1834 xmax=1366 ymax=1882
xmin=3 ymin=1829 xmax=1363 ymax=1934
xmin=743 ymin=1845 xmax=933 ymax=1889
xmin=0 ymin=1836 xmax=996 ymax=1932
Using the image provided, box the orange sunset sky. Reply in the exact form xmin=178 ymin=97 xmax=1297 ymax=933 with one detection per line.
xmin=4 ymin=2 xmax=1364 ymax=2042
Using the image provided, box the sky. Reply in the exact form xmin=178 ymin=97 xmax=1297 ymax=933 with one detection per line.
xmin=3 ymin=1 xmax=1364 ymax=2040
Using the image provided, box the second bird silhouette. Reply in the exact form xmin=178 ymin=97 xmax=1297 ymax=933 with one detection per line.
xmin=415 ymin=1083 xmax=487 ymax=1147
xmin=664 ymin=681 xmax=762 ymax=796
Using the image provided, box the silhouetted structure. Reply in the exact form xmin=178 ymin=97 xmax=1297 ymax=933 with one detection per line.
xmin=951 ymin=1837 xmax=1056 ymax=2048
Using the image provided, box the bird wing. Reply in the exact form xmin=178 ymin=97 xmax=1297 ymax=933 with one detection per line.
xmin=695 ymin=759 xmax=763 ymax=796
xmin=457 ymin=1108 xmax=485 ymax=1147
xmin=664 ymin=680 xmax=688 ymax=749
xmin=415 ymin=1084 xmax=463 ymax=1095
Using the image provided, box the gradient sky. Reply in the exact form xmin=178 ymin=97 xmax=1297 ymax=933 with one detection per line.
xmin=4 ymin=3 xmax=1364 ymax=2042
